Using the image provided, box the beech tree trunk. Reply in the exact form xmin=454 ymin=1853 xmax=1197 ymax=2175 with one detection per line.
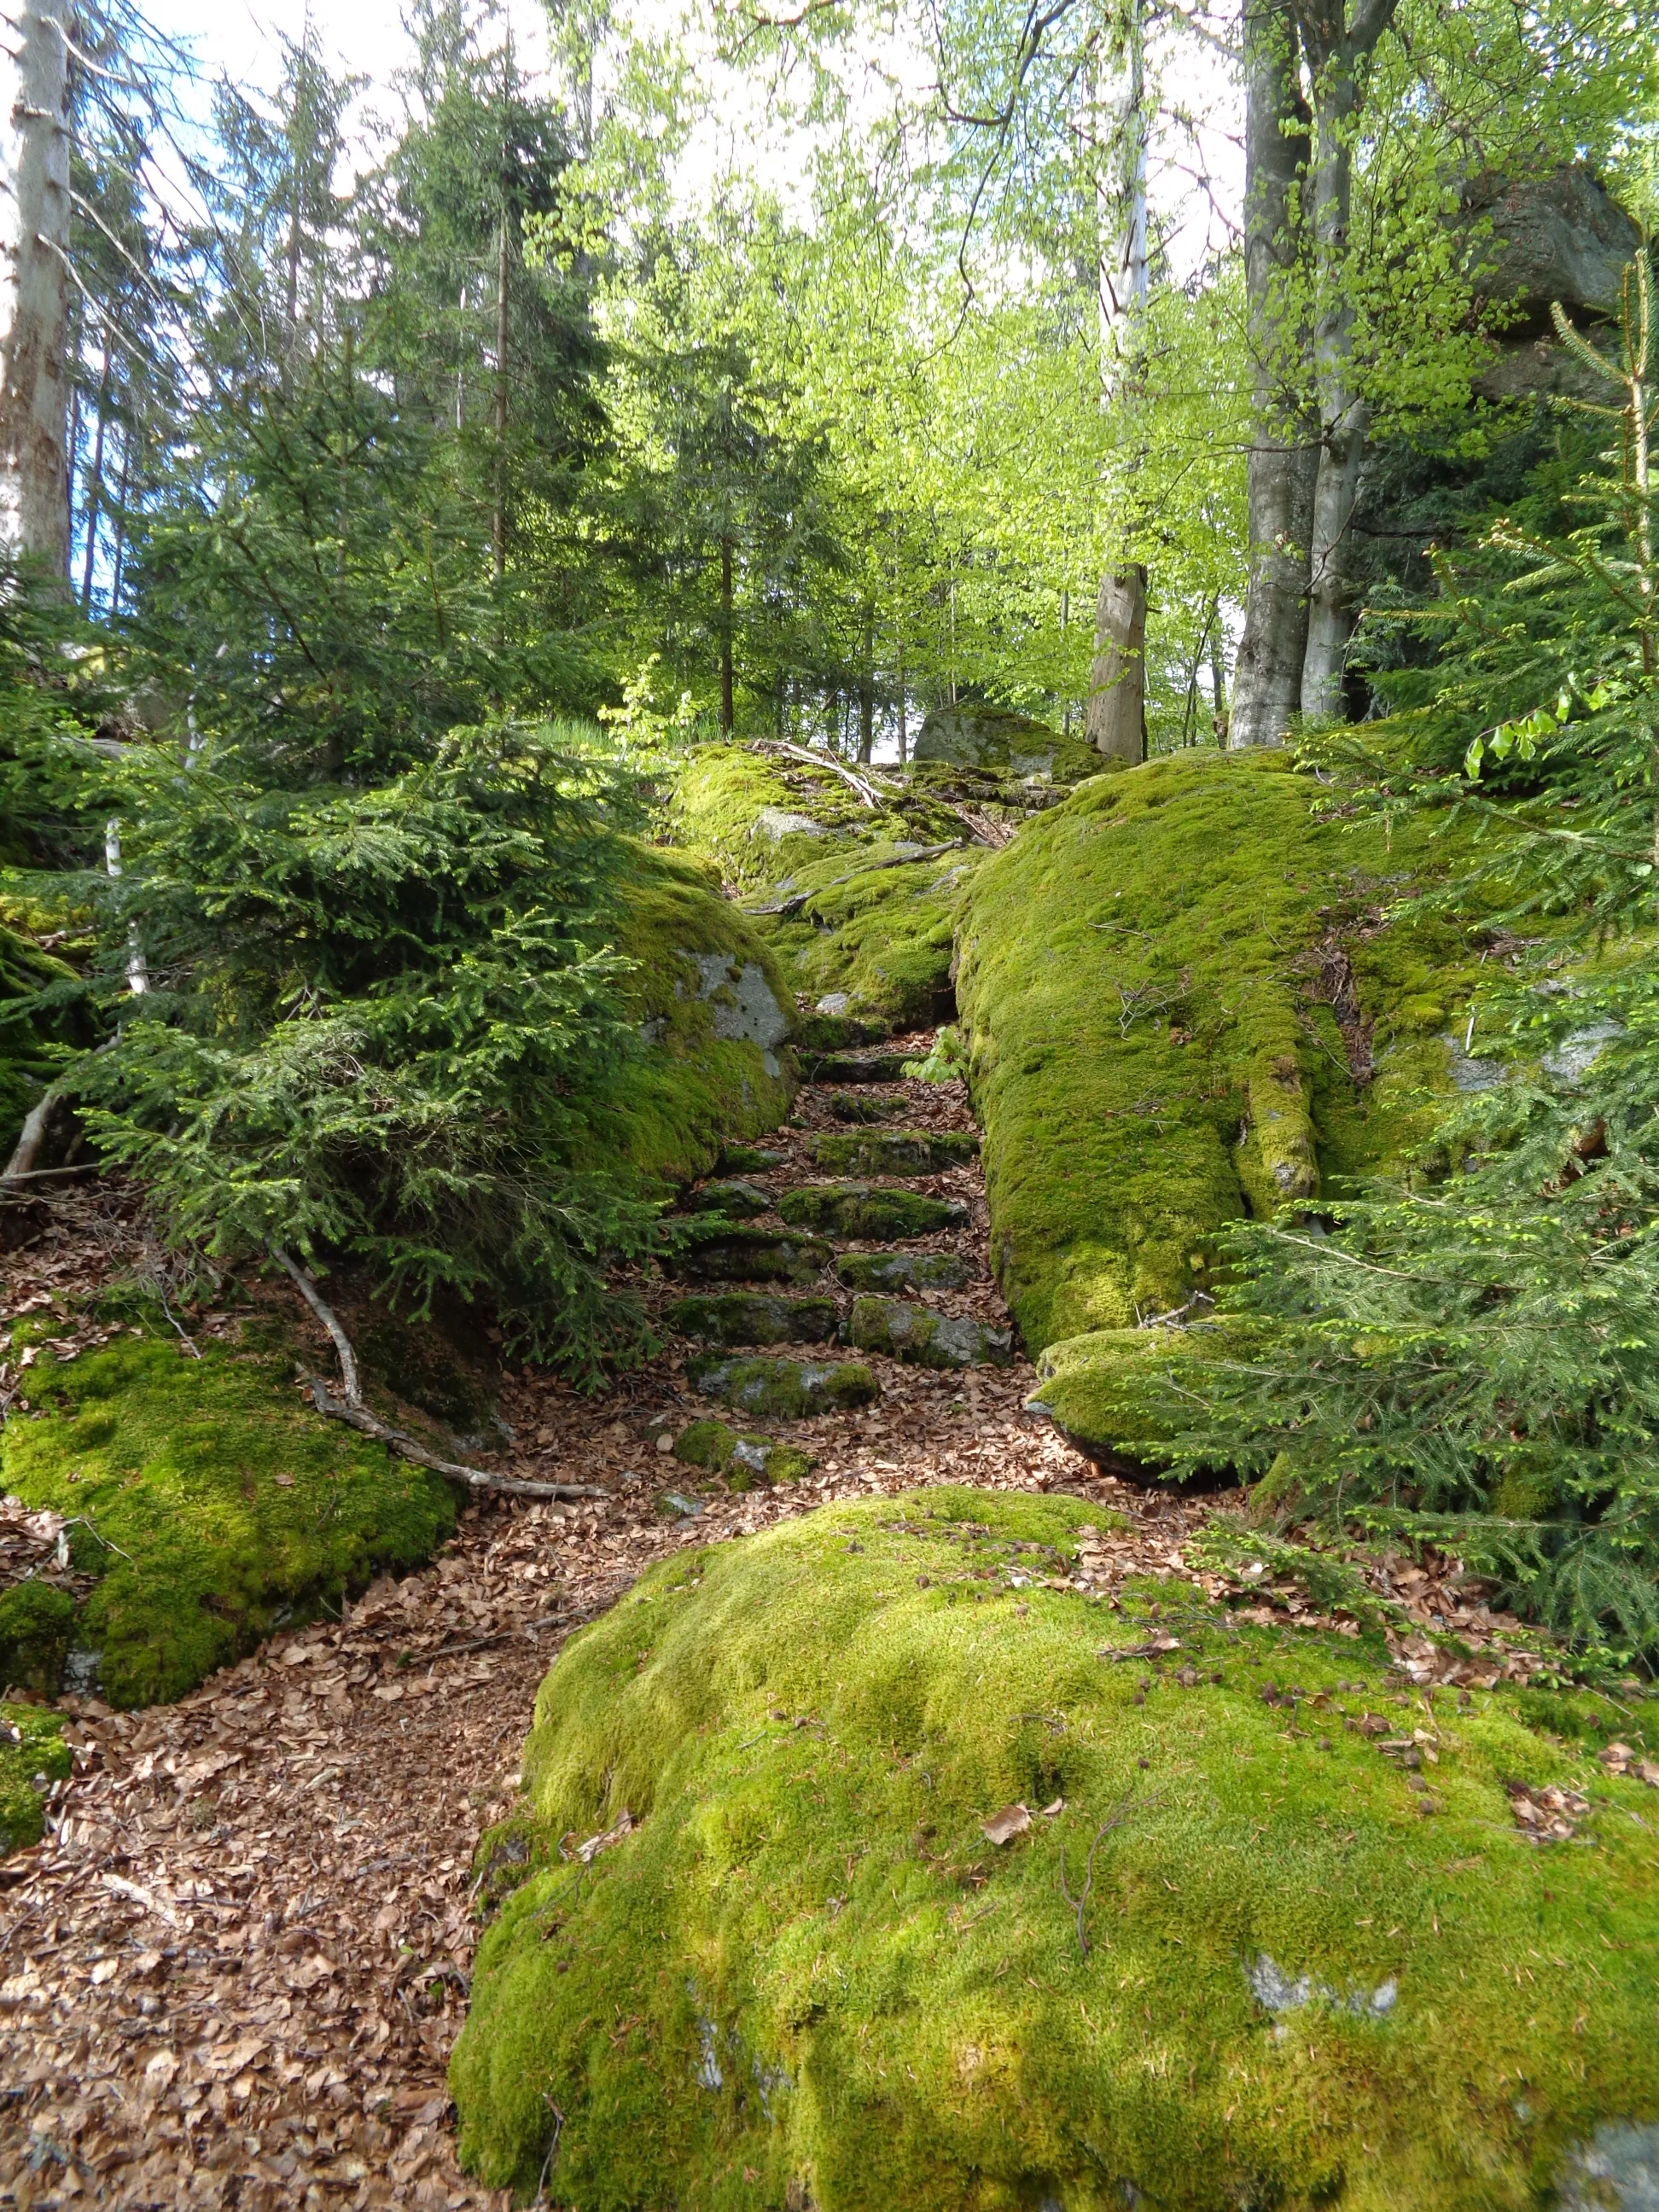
xmin=1295 ymin=0 xmax=1399 ymax=723
xmin=0 ymin=0 xmax=73 ymax=575
xmin=1084 ymin=0 xmax=1148 ymax=765
xmin=1086 ymin=562 xmax=1147 ymax=762
xmin=1230 ymin=0 xmax=1317 ymax=748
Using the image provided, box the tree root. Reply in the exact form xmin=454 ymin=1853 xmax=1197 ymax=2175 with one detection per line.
xmin=270 ymin=1244 xmax=605 ymax=1504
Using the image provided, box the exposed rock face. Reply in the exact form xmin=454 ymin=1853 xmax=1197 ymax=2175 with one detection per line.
xmin=808 ymin=1129 xmax=978 ymax=1176
xmin=914 ymin=704 xmax=1100 ymax=784
xmin=751 ymin=806 xmax=830 ymax=843
xmin=777 ymin=1183 xmax=968 ymax=1240
xmin=842 ymin=1296 xmax=1012 ymax=1369
xmin=684 ymin=950 xmax=792 ymax=1080
xmin=687 ymin=1353 xmax=880 ymax=1418
xmin=1465 ymin=166 xmax=1642 ymax=399
xmin=666 ymin=1294 xmax=839 ymax=1348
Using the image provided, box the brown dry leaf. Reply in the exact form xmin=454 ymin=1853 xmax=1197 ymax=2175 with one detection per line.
xmin=981 ymin=1804 xmax=1033 ymax=1846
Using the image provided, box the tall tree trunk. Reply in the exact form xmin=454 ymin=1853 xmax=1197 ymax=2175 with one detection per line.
xmin=0 ymin=0 xmax=73 ymax=575
xmin=1230 ymin=0 xmax=1317 ymax=748
xmin=719 ymin=534 xmax=734 ymax=733
xmin=1295 ymin=0 xmax=1399 ymax=723
xmin=79 ymin=340 xmax=111 ymax=609
xmin=492 ymin=41 xmax=511 ymax=595
xmin=109 ymin=422 xmax=130 ymax=612
xmin=1085 ymin=0 xmax=1149 ymax=765
xmin=858 ymin=605 xmax=874 ymax=762
xmin=1087 ymin=564 xmax=1147 ymax=761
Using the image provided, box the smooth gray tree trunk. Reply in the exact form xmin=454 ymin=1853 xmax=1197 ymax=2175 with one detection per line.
xmin=1086 ymin=562 xmax=1148 ymax=761
xmin=1295 ymin=0 xmax=1399 ymax=723
xmin=1230 ymin=0 xmax=1317 ymax=748
xmin=0 ymin=0 xmax=73 ymax=575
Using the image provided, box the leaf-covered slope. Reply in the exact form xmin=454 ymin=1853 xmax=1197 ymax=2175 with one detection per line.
xmin=451 ymin=1487 xmax=1659 ymax=2209
xmin=954 ymin=752 xmax=1487 ymax=1359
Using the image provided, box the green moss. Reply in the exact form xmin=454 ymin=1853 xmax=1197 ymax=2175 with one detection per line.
xmin=687 ymin=1354 xmax=880 ymax=1419
xmin=761 ymin=844 xmax=982 ymax=1032
xmin=835 ymin=1251 xmax=971 ymax=1293
xmin=687 ymin=1179 xmax=776 ymax=1220
xmin=808 ymin=1131 xmax=978 ymax=1176
xmin=0 ymin=1703 xmax=72 ymax=1857
xmin=714 ymin=1145 xmax=788 ymax=1174
xmin=1027 ymin=1324 xmax=1261 ymax=1472
xmin=671 ymin=1420 xmax=815 ymax=1490
xmin=828 ymin=1091 xmax=899 ymax=1124
xmin=955 ymin=754 xmax=1499 ymax=1356
xmin=452 ymin=1487 xmax=1659 ymax=2209
xmin=0 ymin=1581 xmax=76 ymax=1696
xmin=777 ymin=1185 xmax=966 ymax=1240
xmin=579 ymin=844 xmax=798 ymax=1194
xmin=671 ymin=1230 xmax=832 ymax=1286
xmin=0 ymin=1336 xmax=457 ymax=1708
xmin=843 ymin=1296 xmax=1013 ymax=1370
xmin=667 ymin=1295 xmax=839 ymax=1348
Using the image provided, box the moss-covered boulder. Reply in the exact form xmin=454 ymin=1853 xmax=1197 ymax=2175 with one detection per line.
xmin=913 ymin=702 xmax=1102 ymax=784
xmin=670 ymin=1419 xmax=814 ymax=1489
xmin=686 ymin=1178 xmax=775 ymax=1220
xmin=777 ymin=1184 xmax=967 ymax=1240
xmin=829 ymin=1090 xmax=899 ymax=1123
xmin=809 ymin=1129 xmax=978 ymax=1176
xmin=1027 ymin=1324 xmax=1264 ymax=1476
xmin=687 ymin=1353 xmax=880 ymax=1419
xmin=1 ymin=1703 xmax=72 ymax=1857
xmin=716 ymin=1144 xmax=788 ymax=1173
xmin=956 ymin=752 xmax=1496 ymax=1356
xmin=842 ymin=1296 xmax=1013 ymax=1369
xmin=667 ymin=1294 xmax=839 ymax=1348
xmin=0 ymin=1336 xmax=457 ymax=1708
xmin=0 ymin=1580 xmax=76 ymax=1697
xmin=452 ymin=1487 xmax=1659 ymax=2209
xmin=585 ymin=845 xmax=799 ymax=1190
xmin=835 ymin=1250 xmax=971 ymax=1293
xmin=671 ymin=1229 xmax=832 ymax=1286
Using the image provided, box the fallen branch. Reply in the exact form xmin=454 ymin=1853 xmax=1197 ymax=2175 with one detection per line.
xmin=744 ymin=841 xmax=964 ymax=918
xmin=753 ymin=737 xmax=886 ymax=810
xmin=308 ymin=1376 xmax=606 ymax=1502
xmin=268 ymin=1245 xmax=605 ymax=1502
xmin=1057 ymin=1785 xmax=1164 ymax=1955
xmin=100 ymin=1871 xmax=183 ymax=1927
xmin=422 ymin=1609 xmax=572 ymax=1661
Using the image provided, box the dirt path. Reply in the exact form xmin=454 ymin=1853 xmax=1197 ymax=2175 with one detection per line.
xmin=0 ymin=1036 xmax=1208 ymax=2210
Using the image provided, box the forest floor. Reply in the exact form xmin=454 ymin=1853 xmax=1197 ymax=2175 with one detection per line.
xmin=0 ymin=1035 xmax=1229 ymax=2210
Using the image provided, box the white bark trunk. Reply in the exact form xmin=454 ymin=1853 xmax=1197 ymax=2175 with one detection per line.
xmin=0 ymin=0 xmax=72 ymax=574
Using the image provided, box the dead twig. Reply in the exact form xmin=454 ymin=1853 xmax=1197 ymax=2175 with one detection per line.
xmin=307 ymin=1377 xmax=605 ymax=1503
xmin=1057 ymin=1785 xmax=1165 ymax=1955
xmin=752 ymin=737 xmax=887 ymax=810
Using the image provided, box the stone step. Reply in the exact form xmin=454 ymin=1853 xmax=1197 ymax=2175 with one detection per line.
xmin=808 ymin=1130 xmax=978 ymax=1177
xmin=670 ymin=1419 xmax=813 ymax=1489
xmin=828 ymin=1091 xmax=899 ymax=1124
xmin=670 ymin=1229 xmax=830 ymax=1284
xmin=842 ymin=1295 xmax=1013 ymax=1370
xmin=714 ymin=1144 xmax=788 ymax=1175
xmin=688 ymin=1353 xmax=880 ymax=1419
xmin=685 ymin=1178 xmax=773 ymax=1219
xmin=667 ymin=1293 xmax=838 ymax=1348
xmin=835 ymin=1250 xmax=970 ymax=1293
xmin=777 ymin=1183 xmax=967 ymax=1241
xmin=808 ymin=1053 xmax=911 ymax=1084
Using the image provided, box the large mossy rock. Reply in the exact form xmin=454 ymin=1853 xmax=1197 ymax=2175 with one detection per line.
xmin=0 ymin=1336 xmax=457 ymax=1708
xmin=955 ymin=752 xmax=1491 ymax=1357
xmin=809 ymin=1129 xmax=978 ymax=1176
xmin=913 ymin=702 xmax=1101 ymax=784
xmin=667 ymin=1293 xmax=839 ymax=1348
xmin=842 ymin=1295 xmax=1012 ymax=1369
xmin=586 ymin=844 xmax=799 ymax=1190
xmin=452 ymin=1488 xmax=1659 ymax=2209
xmin=669 ymin=744 xmax=986 ymax=1032
xmin=687 ymin=1353 xmax=880 ymax=1418
xmin=670 ymin=1419 xmax=814 ymax=1489
xmin=670 ymin=1229 xmax=832 ymax=1285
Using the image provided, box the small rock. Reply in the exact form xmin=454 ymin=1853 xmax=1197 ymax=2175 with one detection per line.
xmin=835 ymin=1251 xmax=971 ymax=1293
xmin=842 ymin=1295 xmax=1013 ymax=1370
xmin=671 ymin=1230 xmax=831 ymax=1285
xmin=667 ymin=1293 xmax=839 ymax=1348
xmin=688 ymin=1354 xmax=881 ymax=1420
xmin=809 ymin=1130 xmax=979 ymax=1176
xmin=685 ymin=1179 xmax=774 ymax=1220
xmin=777 ymin=1184 xmax=967 ymax=1240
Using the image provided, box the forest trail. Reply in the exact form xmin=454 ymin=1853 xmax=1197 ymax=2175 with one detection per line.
xmin=0 ymin=1034 xmax=1219 ymax=2211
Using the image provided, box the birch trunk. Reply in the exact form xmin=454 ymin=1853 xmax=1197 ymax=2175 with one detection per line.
xmin=0 ymin=0 xmax=73 ymax=575
xmin=1230 ymin=0 xmax=1317 ymax=748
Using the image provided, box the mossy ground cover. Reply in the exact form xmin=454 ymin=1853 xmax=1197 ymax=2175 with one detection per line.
xmin=0 ymin=1702 xmax=71 ymax=1854
xmin=0 ymin=1335 xmax=457 ymax=1708
xmin=954 ymin=753 xmax=1499 ymax=1358
xmin=452 ymin=1487 xmax=1659 ymax=2210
